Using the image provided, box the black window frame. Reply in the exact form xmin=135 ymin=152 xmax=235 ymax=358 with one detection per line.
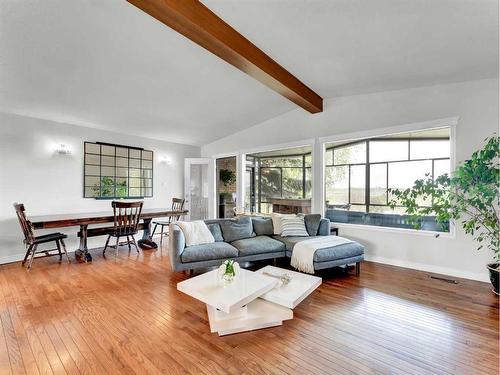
xmin=83 ymin=141 xmax=154 ymax=199
xmin=325 ymin=137 xmax=450 ymax=214
xmin=250 ymin=153 xmax=312 ymax=213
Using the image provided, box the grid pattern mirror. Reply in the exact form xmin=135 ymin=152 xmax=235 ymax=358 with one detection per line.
xmin=84 ymin=142 xmax=153 ymax=199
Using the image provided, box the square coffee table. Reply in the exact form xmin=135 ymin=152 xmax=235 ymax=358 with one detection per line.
xmin=177 ymin=267 xmax=321 ymax=336
xmin=255 ymin=266 xmax=322 ymax=308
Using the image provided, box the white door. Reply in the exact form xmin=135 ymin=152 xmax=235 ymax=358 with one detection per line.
xmin=184 ymin=158 xmax=215 ymax=221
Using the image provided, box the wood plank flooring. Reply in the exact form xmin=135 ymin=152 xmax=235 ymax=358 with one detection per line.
xmin=0 ymin=244 xmax=498 ymax=375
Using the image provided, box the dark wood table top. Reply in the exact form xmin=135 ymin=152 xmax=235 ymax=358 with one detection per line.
xmin=30 ymin=208 xmax=188 ymax=229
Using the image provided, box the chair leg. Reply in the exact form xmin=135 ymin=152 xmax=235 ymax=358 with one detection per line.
xmin=115 ymin=236 xmax=120 ymax=257
xmin=60 ymin=238 xmax=70 ymax=264
xmin=131 ymin=235 xmax=139 ymax=253
xmin=55 ymin=240 xmax=62 ymax=261
xmin=160 ymin=225 xmax=164 ymax=246
xmin=22 ymin=244 xmax=33 ymax=266
xmin=356 ymin=262 xmax=360 ymax=275
xmin=27 ymin=245 xmax=37 ymax=270
xmin=127 ymin=236 xmax=131 ymax=251
xmin=103 ymin=235 xmax=111 ymax=254
xmin=152 ymin=223 xmax=158 ymax=237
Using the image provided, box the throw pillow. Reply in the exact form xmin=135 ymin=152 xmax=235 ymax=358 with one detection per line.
xmin=304 ymin=214 xmax=322 ymax=236
xmin=252 ymin=217 xmax=274 ymax=236
xmin=280 ymin=215 xmax=309 ymax=237
xmin=207 ymin=223 xmax=224 ymax=242
xmin=271 ymin=213 xmax=295 ymax=235
xmin=219 ymin=216 xmax=254 ymax=243
xmin=175 ymin=221 xmax=215 ymax=247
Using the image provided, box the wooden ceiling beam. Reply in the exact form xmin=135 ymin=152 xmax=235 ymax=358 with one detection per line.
xmin=127 ymin=0 xmax=323 ymax=113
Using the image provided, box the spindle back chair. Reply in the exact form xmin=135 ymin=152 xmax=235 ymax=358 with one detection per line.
xmin=152 ymin=198 xmax=185 ymax=245
xmin=103 ymin=201 xmax=143 ymax=256
xmin=13 ymin=203 xmax=70 ymax=269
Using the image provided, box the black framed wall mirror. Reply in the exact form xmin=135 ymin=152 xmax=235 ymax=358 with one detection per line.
xmin=83 ymin=142 xmax=153 ymax=199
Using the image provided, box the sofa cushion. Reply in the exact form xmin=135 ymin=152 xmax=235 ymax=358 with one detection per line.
xmin=304 ymin=214 xmax=322 ymax=236
xmin=207 ymin=223 xmax=224 ymax=242
xmin=274 ymin=235 xmax=312 ymax=251
xmin=251 ymin=217 xmax=274 ymax=236
xmin=181 ymin=242 xmax=238 ymax=263
xmin=312 ymin=241 xmax=364 ymax=263
xmin=274 ymin=235 xmax=364 ymax=262
xmin=175 ymin=221 xmax=214 ymax=246
xmin=231 ymin=236 xmax=285 ymax=256
xmin=280 ymin=215 xmax=309 ymax=237
xmin=271 ymin=213 xmax=296 ymax=235
xmin=219 ymin=217 xmax=254 ymax=242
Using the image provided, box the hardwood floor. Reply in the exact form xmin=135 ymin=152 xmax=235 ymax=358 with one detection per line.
xmin=0 ymin=245 xmax=498 ymax=375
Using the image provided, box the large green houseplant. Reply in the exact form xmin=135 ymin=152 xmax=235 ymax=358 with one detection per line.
xmin=389 ymin=136 xmax=499 ymax=294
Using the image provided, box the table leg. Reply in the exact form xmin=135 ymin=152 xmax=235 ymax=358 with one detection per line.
xmin=137 ymin=218 xmax=158 ymax=249
xmin=75 ymin=224 xmax=92 ymax=262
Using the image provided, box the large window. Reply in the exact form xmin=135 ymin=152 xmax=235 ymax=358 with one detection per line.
xmin=84 ymin=142 xmax=153 ymax=199
xmin=246 ymin=152 xmax=312 ymax=214
xmin=325 ymin=129 xmax=451 ymax=231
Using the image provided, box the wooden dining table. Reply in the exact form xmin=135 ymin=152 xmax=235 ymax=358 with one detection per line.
xmin=30 ymin=208 xmax=188 ymax=262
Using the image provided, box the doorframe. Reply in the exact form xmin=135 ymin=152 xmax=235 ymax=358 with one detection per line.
xmin=211 ymin=153 xmax=240 ymax=219
xmin=184 ymin=158 xmax=215 ymax=220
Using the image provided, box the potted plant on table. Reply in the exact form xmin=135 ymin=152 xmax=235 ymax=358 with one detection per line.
xmin=389 ymin=136 xmax=499 ymax=294
xmin=218 ymin=260 xmax=240 ymax=287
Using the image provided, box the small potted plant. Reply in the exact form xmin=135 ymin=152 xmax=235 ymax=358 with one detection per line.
xmin=218 ymin=260 xmax=240 ymax=287
xmin=219 ymin=169 xmax=236 ymax=203
xmin=389 ymin=136 xmax=499 ymax=294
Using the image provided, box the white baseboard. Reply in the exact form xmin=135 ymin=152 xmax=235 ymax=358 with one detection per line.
xmin=364 ymin=254 xmax=489 ymax=283
xmin=0 ymin=250 xmax=76 ymax=266
xmin=0 ymin=252 xmax=25 ymax=265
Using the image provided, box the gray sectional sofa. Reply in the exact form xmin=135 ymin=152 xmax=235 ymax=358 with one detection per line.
xmin=169 ymin=215 xmax=364 ymax=273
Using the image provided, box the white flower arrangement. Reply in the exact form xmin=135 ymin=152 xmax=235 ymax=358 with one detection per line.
xmin=218 ymin=260 xmax=240 ymax=286
xmin=218 ymin=259 xmax=240 ymax=276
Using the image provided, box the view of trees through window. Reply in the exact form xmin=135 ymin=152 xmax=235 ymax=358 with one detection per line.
xmin=325 ymin=128 xmax=451 ymax=231
xmin=246 ymin=152 xmax=312 ymax=213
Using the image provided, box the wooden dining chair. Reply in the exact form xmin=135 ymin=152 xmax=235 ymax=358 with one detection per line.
xmin=103 ymin=201 xmax=143 ymax=257
xmin=152 ymin=198 xmax=185 ymax=245
xmin=13 ymin=203 xmax=70 ymax=270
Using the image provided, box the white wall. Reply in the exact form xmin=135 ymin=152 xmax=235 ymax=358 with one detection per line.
xmin=0 ymin=112 xmax=200 ymax=261
xmin=202 ymin=78 xmax=499 ymax=282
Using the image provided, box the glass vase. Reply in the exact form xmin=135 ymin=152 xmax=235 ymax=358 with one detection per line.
xmin=219 ymin=272 xmax=235 ymax=287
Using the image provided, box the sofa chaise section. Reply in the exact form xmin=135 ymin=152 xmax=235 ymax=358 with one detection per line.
xmin=274 ymin=235 xmax=364 ymax=271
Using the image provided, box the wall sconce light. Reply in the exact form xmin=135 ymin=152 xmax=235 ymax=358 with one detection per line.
xmin=55 ymin=143 xmax=71 ymax=155
xmin=159 ymin=155 xmax=172 ymax=165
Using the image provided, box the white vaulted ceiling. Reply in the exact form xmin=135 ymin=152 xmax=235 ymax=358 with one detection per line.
xmin=0 ymin=0 xmax=497 ymax=146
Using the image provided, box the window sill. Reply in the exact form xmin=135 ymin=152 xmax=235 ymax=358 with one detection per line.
xmin=331 ymin=222 xmax=455 ymax=239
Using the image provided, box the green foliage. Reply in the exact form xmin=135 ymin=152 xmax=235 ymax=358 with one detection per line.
xmin=91 ymin=177 xmax=128 ymax=198
xmin=219 ymin=169 xmax=236 ymax=188
xmin=389 ymin=136 xmax=499 ymax=261
xmin=223 ymin=260 xmax=236 ymax=276
xmin=259 ymin=155 xmax=312 ymax=200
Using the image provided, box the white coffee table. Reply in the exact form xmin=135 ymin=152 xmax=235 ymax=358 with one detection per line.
xmin=255 ymin=266 xmax=322 ymax=308
xmin=177 ymin=267 xmax=321 ymax=336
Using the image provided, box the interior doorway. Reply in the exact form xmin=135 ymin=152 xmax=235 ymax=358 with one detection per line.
xmin=216 ymin=156 xmax=237 ymax=218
